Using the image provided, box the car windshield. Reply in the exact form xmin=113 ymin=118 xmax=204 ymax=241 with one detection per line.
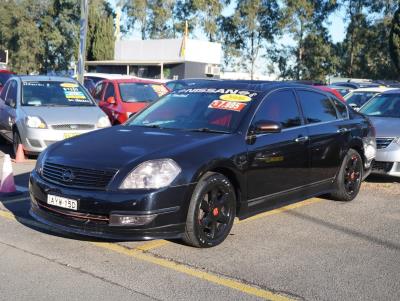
xmin=118 ymin=83 xmax=168 ymax=103
xmin=127 ymin=88 xmax=258 ymax=133
xmin=345 ymin=92 xmax=377 ymax=107
xmin=0 ymin=73 xmax=13 ymax=86
xmin=22 ymin=81 xmax=95 ymax=107
xmin=359 ymin=94 xmax=400 ymax=118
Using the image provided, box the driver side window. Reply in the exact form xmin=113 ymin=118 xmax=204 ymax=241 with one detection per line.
xmin=0 ymin=82 xmax=10 ymax=101
xmin=253 ymin=89 xmax=302 ymax=129
xmin=104 ymin=83 xmax=115 ymax=101
xmin=5 ymin=80 xmax=17 ymax=108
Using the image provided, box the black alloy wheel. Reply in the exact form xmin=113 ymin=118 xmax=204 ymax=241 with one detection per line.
xmin=330 ymin=149 xmax=363 ymax=202
xmin=183 ymin=172 xmax=236 ymax=248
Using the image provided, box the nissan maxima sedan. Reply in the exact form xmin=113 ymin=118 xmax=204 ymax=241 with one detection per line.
xmin=0 ymin=76 xmax=111 ymax=155
xmin=359 ymin=90 xmax=400 ymax=177
xmin=29 ymin=81 xmax=376 ymax=247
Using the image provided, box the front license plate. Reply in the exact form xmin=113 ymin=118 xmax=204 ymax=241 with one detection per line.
xmin=64 ymin=132 xmax=80 ymax=139
xmin=47 ymin=194 xmax=78 ymax=211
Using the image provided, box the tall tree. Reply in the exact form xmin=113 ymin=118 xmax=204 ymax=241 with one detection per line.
xmin=122 ymin=0 xmax=150 ymax=40
xmin=280 ymin=0 xmax=338 ymax=80
xmin=228 ymin=0 xmax=280 ymax=79
xmin=191 ymin=0 xmax=226 ymax=42
xmin=148 ymin=0 xmax=175 ymax=38
xmin=87 ymin=0 xmax=115 ymax=61
xmin=390 ymin=4 xmax=400 ymax=75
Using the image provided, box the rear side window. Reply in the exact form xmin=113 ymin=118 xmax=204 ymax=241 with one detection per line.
xmin=0 ymin=81 xmax=10 ymax=100
xmin=297 ymin=90 xmax=338 ymax=124
xmin=254 ymin=89 xmax=302 ymax=129
xmin=332 ymin=98 xmax=348 ymax=119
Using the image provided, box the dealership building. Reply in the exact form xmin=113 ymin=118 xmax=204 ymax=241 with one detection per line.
xmin=86 ymin=39 xmax=222 ymax=80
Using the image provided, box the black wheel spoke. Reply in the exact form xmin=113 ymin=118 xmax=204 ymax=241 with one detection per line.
xmin=210 ymin=189 xmax=218 ymax=203
xmin=217 ymin=212 xmax=229 ymax=224
xmin=215 ymin=193 xmax=229 ymax=207
xmin=200 ymin=199 xmax=210 ymax=212
xmin=209 ymin=222 xmax=217 ymax=238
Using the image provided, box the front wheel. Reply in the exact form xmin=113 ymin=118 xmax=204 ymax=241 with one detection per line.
xmin=183 ymin=172 xmax=236 ymax=248
xmin=330 ymin=149 xmax=363 ymax=202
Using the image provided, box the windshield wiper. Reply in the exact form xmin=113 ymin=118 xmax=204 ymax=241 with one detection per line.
xmin=186 ymin=128 xmax=231 ymax=134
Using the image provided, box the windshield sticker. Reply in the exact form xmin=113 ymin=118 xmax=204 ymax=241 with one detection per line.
xmin=171 ymin=94 xmax=189 ymax=98
xmin=64 ymin=90 xmax=87 ymax=99
xmin=208 ymin=100 xmax=247 ymax=112
xmin=152 ymin=84 xmax=169 ymax=97
xmin=60 ymin=83 xmax=79 ymax=88
xmin=23 ymin=82 xmax=45 ymax=87
xmin=219 ymin=94 xmax=252 ymax=102
xmin=177 ymin=88 xmax=257 ymax=98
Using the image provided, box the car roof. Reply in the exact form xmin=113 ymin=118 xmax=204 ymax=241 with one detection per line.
xmin=85 ymin=73 xmax=138 ymax=80
xmin=180 ymin=80 xmax=319 ymax=93
xmin=0 ymin=69 xmax=15 ymax=74
xmin=381 ymin=89 xmax=400 ymax=95
xmin=105 ymin=78 xmax=165 ymax=85
xmin=16 ymin=75 xmax=77 ymax=82
xmin=349 ymin=87 xmax=397 ymax=93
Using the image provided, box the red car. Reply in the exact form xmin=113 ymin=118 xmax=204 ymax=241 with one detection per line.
xmin=314 ymin=85 xmax=345 ymax=102
xmin=0 ymin=69 xmax=15 ymax=93
xmin=92 ymin=78 xmax=169 ymax=125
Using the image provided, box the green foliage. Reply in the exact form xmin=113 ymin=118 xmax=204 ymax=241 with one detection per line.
xmin=390 ymin=5 xmax=400 ymax=75
xmin=87 ymin=0 xmax=115 ymax=61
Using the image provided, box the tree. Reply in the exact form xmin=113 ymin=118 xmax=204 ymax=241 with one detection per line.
xmin=390 ymin=4 xmax=400 ymax=75
xmin=87 ymin=0 xmax=115 ymax=61
xmin=279 ymin=0 xmax=338 ymax=80
xmin=148 ymin=0 xmax=175 ymax=38
xmin=227 ymin=0 xmax=280 ymax=79
xmin=122 ymin=0 xmax=150 ymax=40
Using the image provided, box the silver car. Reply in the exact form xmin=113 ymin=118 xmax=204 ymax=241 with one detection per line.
xmin=359 ymin=90 xmax=400 ymax=177
xmin=0 ymin=76 xmax=111 ymax=155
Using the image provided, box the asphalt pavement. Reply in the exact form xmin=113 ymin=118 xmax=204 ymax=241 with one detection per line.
xmin=0 ymin=143 xmax=399 ymax=301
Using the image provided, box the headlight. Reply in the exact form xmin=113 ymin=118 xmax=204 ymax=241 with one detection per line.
xmin=363 ymin=137 xmax=376 ymax=165
xmin=120 ymin=159 xmax=181 ymax=190
xmin=97 ymin=116 xmax=111 ymax=128
xmin=26 ymin=116 xmax=47 ymax=129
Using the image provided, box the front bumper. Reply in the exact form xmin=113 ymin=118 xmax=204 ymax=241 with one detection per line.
xmin=21 ymin=127 xmax=99 ymax=154
xmin=371 ymin=143 xmax=400 ymax=178
xmin=29 ymin=171 xmax=195 ymax=240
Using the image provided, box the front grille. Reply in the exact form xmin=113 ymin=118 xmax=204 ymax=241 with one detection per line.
xmin=372 ymin=161 xmax=394 ymax=172
xmin=42 ymin=162 xmax=116 ymax=190
xmin=51 ymin=124 xmax=95 ymax=131
xmin=376 ymin=137 xmax=394 ymax=149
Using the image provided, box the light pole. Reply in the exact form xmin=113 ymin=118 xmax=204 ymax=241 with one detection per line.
xmin=77 ymin=0 xmax=88 ymax=84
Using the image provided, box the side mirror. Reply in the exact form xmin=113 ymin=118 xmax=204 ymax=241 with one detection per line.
xmin=254 ymin=120 xmax=282 ymax=134
xmin=106 ymin=96 xmax=116 ymax=105
xmin=9 ymin=99 xmax=16 ymax=108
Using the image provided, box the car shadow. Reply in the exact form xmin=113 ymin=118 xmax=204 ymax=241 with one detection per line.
xmin=365 ymin=174 xmax=400 ymax=184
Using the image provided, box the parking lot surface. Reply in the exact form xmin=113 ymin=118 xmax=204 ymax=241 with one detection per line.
xmin=0 ymin=148 xmax=399 ymax=301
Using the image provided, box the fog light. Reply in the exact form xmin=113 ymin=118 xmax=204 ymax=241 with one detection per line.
xmin=109 ymin=214 xmax=157 ymax=226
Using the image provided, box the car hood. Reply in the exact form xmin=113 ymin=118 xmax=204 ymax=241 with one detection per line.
xmin=21 ymin=106 xmax=105 ymax=125
xmin=368 ymin=116 xmax=400 ymax=137
xmin=45 ymin=126 xmax=230 ymax=170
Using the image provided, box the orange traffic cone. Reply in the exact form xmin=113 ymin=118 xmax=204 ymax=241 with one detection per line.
xmin=14 ymin=144 xmax=26 ymax=163
xmin=0 ymin=154 xmax=17 ymax=195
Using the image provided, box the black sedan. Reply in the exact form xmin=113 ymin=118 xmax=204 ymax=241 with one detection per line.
xmin=29 ymin=81 xmax=376 ymax=247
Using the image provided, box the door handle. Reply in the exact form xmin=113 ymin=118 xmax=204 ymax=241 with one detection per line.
xmin=337 ymin=128 xmax=349 ymax=133
xmin=294 ymin=136 xmax=309 ymax=143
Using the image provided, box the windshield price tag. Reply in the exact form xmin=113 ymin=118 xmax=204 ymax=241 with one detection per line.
xmin=208 ymin=100 xmax=246 ymax=112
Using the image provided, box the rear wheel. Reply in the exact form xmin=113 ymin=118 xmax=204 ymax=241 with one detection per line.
xmin=183 ymin=172 xmax=236 ymax=248
xmin=330 ymin=149 xmax=363 ymax=202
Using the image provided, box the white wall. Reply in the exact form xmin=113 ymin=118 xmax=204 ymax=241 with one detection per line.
xmin=114 ymin=39 xmax=221 ymax=65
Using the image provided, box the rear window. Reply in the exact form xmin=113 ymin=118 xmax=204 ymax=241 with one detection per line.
xmin=298 ymin=90 xmax=338 ymax=124
xmin=22 ymin=81 xmax=95 ymax=107
xmin=345 ymin=92 xmax=377 ymax=107
xmin=118 ymin=83 xmax=168 ymax=103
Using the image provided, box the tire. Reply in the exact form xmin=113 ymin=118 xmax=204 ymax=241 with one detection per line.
xmin=330 ymin=149 xmax=363 ymax=202
xmin=183 ymin=172 xmax=236 ymax=248
xmin=12 ymin=130 xmax=22 ymax=158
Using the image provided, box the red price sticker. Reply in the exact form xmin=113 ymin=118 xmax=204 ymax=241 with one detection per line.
xmin=208 ymin=100 xmax=246 ymax=112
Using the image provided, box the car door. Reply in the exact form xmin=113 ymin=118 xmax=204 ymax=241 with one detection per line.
xmin=296 ymin=89 xmax=344 ymax=184
xmin=0 ymin=81 xmax=11 ymax=132
xmin=1 ymin=79 xmax=18 ymax=141
xmin=246 ymin=89 xmax=310 ymax=206
xmin=100 ymin=82 xmax=117 ymax=123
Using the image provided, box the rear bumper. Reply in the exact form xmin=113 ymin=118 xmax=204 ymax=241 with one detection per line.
xmin=29 ymin=170 xmax=194 ymax=240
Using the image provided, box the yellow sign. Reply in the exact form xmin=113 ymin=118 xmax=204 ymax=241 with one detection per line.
xmin=60 ymin=83 xmax=79 ymax=88
xmin=219 ymin=94 xmax=252 ymax=102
